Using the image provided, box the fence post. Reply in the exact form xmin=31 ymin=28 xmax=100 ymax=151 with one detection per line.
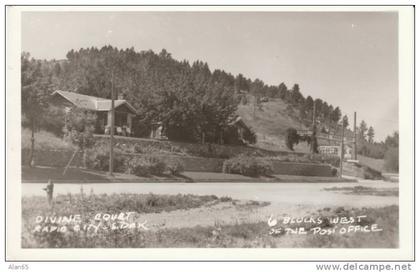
xmin=43 ymin=179 xmax=54 ymax=207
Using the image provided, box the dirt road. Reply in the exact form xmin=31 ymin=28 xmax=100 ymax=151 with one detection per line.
xmin=22 ymin=179 xmax=398 ymax=229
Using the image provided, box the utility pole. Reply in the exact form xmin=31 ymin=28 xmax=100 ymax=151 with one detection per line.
xmin=312 ymin=103 xmax=316 ymax=128
xmin=353 ymin=111 xmax=357 ymax=160
xmin=310 ymin=103 xmax=316 ymax=153
xmin=109 ymin=71 xmax=115 ymax=176
xmin=339 ymin=120 xmax=345 ymax=178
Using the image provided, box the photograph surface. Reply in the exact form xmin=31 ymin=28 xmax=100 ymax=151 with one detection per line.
xmin=6 ymin=6 xmax=414 ymax=261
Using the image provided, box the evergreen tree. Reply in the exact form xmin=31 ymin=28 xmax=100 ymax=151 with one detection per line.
xmin=290 ymin=84 xmax=303 ymax=105
xmin=385 ymin=131 xmax=399 ymax=148
xmin=367 ymin=126 xmax=375 ymax=143
xmin=342 ymin=115 xmax=349 ymax=129
xmin=359 ymin=120 xmax=368 ymax=141
xmin=331 ymin=106 xmax=342 ymax=126
xmin=278 ymin=82 xmax=288 ymax=100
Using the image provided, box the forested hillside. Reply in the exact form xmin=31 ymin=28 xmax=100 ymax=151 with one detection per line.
xmin=22 ymin=46 xmax=345 ymax=149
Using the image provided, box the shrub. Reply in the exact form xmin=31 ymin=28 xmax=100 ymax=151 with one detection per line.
xmin=63 ymin=108 xmax=96 ymax=150
xmin=126 ymin=157 xmax=150 ymax=176
xmin=318 ymin=155 xmax=341 ymax=167
xmin=222 ymin=154 xmax=273 ymax=177
xmin=86 ymin=148 xmax=127 ymax=173
xmin=285 ymin=128 xmax=300 ymax=151
xmin=220 ymin=196 xmax=233 ymax=202
xmin=134 ymin=144 xmax=158 ymax=154
xmin=148 ymin=157 xmax=166 ymax=175
xmin=126 ymin=156 xmax=166 ymax=177
xmin=166 ymin=157 xmax=185 ymax=175
xmin=40 ymin=105 xmax=66 ymax=136
xmin=362 ymin=165 xmax=383 ymax=180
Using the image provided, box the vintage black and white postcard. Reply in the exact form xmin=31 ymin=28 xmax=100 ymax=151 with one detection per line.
xmin=5 ymin=5 xmax=414 ymax=261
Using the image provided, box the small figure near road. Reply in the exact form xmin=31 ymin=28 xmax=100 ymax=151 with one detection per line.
xmin=43 ymin=179 xmax=54 ymax=207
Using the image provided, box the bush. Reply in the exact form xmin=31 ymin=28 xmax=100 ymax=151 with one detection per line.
xmin=317 ymin=155 xmax=341 ymax=167
xmin=362 ymin=166 xmax=383 ymax=180
xmin=126 ymin=156 xmax=166 ymax=177
xmin=134 ymin=144 xmax=159 ymax=154
xmin=63 ymin=108 xmax=96 ymax=150
xmin=40 ymin=106 xmax=66 ymax=136
xmin=222 ymin=154 xmax=273 ymax=177
xmin=166 ymin=158 xmax=185 ymax=175
xmin=87 ymin=148 xmax=127 ymax=173
xmin=285 ymin=128 xmax=300 ymax=151
xmin=126 ymin=157 xmax=150 ymax=176
xmin=384 ymin=147 xmax=399 ymax=172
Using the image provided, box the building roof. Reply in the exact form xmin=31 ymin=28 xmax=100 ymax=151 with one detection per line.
xmin=228 ymin=116 xmax=247 ymax=127
xmin=51 ymin=90 xmax=137 ymax=114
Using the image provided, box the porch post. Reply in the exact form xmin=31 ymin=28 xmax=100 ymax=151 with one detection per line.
xmin=127 ymin=114 xmax=132 ymax=131
xmin=107 ymin=111 xmax=112 ymax=127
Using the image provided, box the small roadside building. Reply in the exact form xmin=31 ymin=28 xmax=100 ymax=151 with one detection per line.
xmin=222 ymin=116 xmax=256 ymax=145
xmin=318 ymin=144 xmax=353 ymax=159
xmin=149 ymin=121 xmax=167 ymax=140
xmin=147 ymin=116 xmax=255 ymax=145
xmin=50 ymin=90 xmax=137 ymax=136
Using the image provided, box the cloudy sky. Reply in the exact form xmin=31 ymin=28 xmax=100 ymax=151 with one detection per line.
xmin=21 ymin=11 xmax=398 ymax=141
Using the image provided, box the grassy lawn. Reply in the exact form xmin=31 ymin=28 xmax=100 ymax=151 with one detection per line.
xmin=22 ymin=192 xmax=226 ymax=248
xmin=22 ymin=128 xmax=73 ymax=150
xmin=23 ymin=193 xmax=222 ymax=216
xmin=147 ymin=206 xmax=398 ymax=248
xmin=22 ymin=166 xmax=354 ymax=183
xmin=324 ymin=186 xmax=399 ymax=197
xmin=22 ymin=166 xmax=190 ymax=183
xmin=358 ymin=155 xmax=387 ymax=173
xmin=22 ymin=166 xmax=110 ymax=183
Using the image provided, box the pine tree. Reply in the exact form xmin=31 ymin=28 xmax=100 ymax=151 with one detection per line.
xmin=278 ymin=82 xmax=288 ymax=100
xmin=331 ymin=107 xmax=341 ymax=123
xmin=359 ymin=120 xmax=368 ymax=141
xmin=367 ymin=126 xmax=375 ymax=143
xmin=342 ymin=115 xmax=349 ymax=129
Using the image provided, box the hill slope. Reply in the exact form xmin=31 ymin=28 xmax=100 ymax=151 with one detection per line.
xmin=237 ymin=97 xmax=311 ymax=152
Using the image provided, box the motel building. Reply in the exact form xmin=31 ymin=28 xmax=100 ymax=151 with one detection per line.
xmin=50 ymin=90 xmax=137 ymax=136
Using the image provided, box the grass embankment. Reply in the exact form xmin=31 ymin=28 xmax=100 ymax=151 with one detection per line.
xmin=22 ymin=128 xmax=73 ymax=150
xmin=147 ymin=206 xmax=398 ymax=248
xmin=23 ymin=193 xmax=222 ymax=216
xmin=22 ymin=166 xmax=353 ymax=183
xmin=150 ymin=206 xmax=398 ymax=248
xmin=358 ymin=155 xmax=386 ymax=173
xmin=22 ymin=193 xmax=230 ymax=247
xmin=325 ymin=186 xmax=398 ymax=197
xmin=142 ymin=205 xmax=397 ymax=248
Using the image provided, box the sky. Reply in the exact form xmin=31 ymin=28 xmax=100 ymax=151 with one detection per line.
xmin=21 ymin=11 xmax=398 ymax=141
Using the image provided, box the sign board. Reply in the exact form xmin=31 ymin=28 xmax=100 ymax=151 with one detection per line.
xmin=296 ymin=129 xmax=312 ymax=136
xmin=318 ymin=145 xmax=340 ymax=156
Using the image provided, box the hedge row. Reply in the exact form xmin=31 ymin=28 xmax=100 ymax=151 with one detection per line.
xmin=87 ymin=148 xmax=184 ymax=177
xmin=222 ymin=155 xmax=273 ymax=177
